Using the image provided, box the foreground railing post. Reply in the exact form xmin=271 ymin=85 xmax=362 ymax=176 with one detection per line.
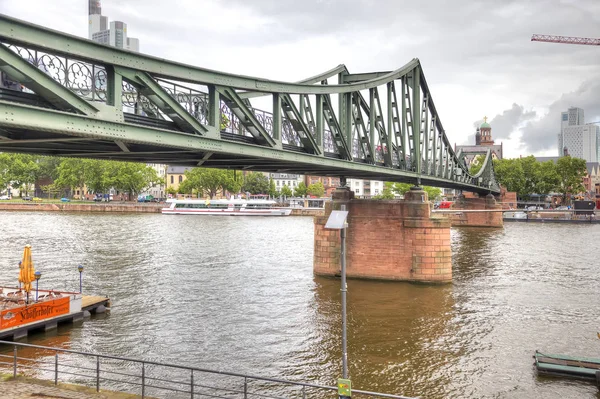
xmin=190 ymin=369 xmax=194 ymax=399
xmin=54 ymin=354 xmax=58 ymax=385
xmin=141 ymin=362 xmax=145 ymax=399
xmin=13 ymin=345 xmax=17 ymax=378
xmin=302 ymin=385 xmax=306 ymax=399
xmin=96 ymin=356 xmax=100 ymax=392
xmin=244 ymin=377 xmax=248 ymax=399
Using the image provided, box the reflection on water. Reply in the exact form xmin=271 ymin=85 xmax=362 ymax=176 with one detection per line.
xmin=0 ymin=212 xmax=599 ymax=398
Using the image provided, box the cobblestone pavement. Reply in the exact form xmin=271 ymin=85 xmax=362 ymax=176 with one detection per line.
xmin=0 ymin=379 xmax=137 ymax=399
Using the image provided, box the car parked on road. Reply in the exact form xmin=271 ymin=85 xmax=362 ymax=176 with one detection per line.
xmin=23 ymin=196 xmax=32 ymax=201
xmin=0 ymin=195 xmax=10 ymax=200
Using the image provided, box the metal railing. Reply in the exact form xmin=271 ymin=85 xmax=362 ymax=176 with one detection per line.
xmin=0 ymin=341 xmax=418 ymax=399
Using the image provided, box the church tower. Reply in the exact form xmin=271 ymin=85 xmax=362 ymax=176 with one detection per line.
xmin=479 ymin=116 xmax=494 ymax=146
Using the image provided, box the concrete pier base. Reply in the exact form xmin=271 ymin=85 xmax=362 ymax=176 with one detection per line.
xmin=314 ymin=187 xmax=452 ymax=283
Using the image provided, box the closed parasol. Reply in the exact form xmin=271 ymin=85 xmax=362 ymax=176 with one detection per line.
xmin=18 ymin=244 xmax=36 ymax=297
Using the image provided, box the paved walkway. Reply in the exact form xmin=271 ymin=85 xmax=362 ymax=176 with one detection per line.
xmin=0 ymin=379 xmax=142 ymax=399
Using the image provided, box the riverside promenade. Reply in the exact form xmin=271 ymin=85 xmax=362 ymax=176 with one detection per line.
xmin=0 ymin=202 xmax=324 ymax=216
xmin=0 ymin=377 xmax=143 ymax=399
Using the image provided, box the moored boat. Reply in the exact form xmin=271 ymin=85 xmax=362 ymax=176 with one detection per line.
xmin=534 ymin=350 xmax=600 ymax=382
xmin=161 ymin=199 xmax=292 ymax=216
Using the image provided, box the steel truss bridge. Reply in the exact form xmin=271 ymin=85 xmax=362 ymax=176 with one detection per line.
xmin=0 ymin=15 xmax=499 ymax=195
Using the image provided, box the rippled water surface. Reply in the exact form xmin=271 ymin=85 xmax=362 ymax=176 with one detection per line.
xmin=0 ymin=212 xmax=600 ymax=398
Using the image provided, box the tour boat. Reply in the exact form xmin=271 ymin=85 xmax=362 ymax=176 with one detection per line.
xmin=161 ymin=199 xmax=292 ymax=216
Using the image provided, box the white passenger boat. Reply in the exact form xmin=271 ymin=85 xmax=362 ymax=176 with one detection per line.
xmin=162 ymin=199 xmax=292 ymax=216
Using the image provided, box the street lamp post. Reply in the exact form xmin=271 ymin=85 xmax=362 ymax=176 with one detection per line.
xmin=34 ymin=271 xmax=41 ymax=302
xmin=78 ymin=265 xmax=84 ymax=293
xmin=324 ymin=204 xmax=351 ymax=398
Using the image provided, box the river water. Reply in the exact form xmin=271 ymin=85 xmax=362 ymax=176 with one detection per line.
xmin=0 ymin=211 xmax=599 ymax=398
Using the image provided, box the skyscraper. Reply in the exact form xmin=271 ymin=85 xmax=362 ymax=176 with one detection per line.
xmin=558 ymin=107 xmax=599 ymax=162
xmin=88 ymin=0 xmax=139 ymax=52
xmin=558 ymin=107 xmax=585 ymax=156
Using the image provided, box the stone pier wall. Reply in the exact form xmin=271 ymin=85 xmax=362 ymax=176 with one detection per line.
xmin=314 ymin=189 xmax=452 ymax=283
xmin=451 ymin=194 xmax=504 ymax=228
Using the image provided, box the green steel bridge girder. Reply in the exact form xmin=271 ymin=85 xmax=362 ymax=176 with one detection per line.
xmin=0 ymin=101 xmax=497 ymax=195
xmin=0 ymin=14 xmax=500 ymax=195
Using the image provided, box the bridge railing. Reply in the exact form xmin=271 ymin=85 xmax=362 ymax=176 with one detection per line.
xmin=0 ymin=340 xmax=418 ymax=399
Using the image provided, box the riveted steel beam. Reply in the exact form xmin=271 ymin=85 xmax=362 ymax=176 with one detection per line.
xmin=0 ymin=101 xmax=499 ymax=193
xmin=0 ymin=44 xmax=98 ymax=115
xmin=280 ymin=93 xmax=321 ymax=155
xmin=218 ymin=87 xmax=277 ymax=147
xmin=116 ymin=67 xmax=207 ymax=135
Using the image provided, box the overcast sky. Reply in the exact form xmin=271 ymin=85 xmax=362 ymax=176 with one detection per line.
xmin=2 ymin=0 xmax=599 ymax=158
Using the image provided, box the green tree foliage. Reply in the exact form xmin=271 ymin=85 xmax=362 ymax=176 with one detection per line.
xmin=267 ymin=178 xmax=278 ymax=198
xmin=493 ymin=159 xmax=525 ymax=194
xmin=8 ymin=154 xmax=39 ymax=196
xmin=423 ymin=186 xmax=442 ymax=201
xmin=373 ymin=182 xmax=442 ymax=201
xmin=242 ymin=172 xmax=269 ymax=194
xmin=492 ymin=156 xmax=586 ymax=200
xmin=55 ymin=158 xmax=88 ymax=196
xmin=307 ymin=181 xmax=325 ymax=197
xmin=372 ymin=182 xmax=395 ymax=199
xmin=537 ymin=160 xmax=560 ymax=195
xmin=106 ymin=162 xmax=163 ymax=199
xmin=0 ymin=153 xmax=12 ymax=191
xmin=166 ymin=186 xmax=177 ymax=196
xmin=183 ymin=168 xmax=238 ymax=199
xmin=293 ymin=182 xmax=307 ymax=197
xmin=280 ymin=185 xmax=293 ymax=197
xmin=556 ymin=156 xmax=587 ymax=204
xmin=469 ymin=155 xmax=486 ymax=175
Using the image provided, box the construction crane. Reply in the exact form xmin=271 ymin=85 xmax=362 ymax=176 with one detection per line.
xmin=531 ymin=34 xmax=600 ymax=46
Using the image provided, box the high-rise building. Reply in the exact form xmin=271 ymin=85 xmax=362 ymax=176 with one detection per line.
xmin=558 ymin=107 xmax=599 ymax=162
xmin=558 ymin=107 xmax=585 ymax=156
xmin=88 ymin=0 xmax=139 ymax=52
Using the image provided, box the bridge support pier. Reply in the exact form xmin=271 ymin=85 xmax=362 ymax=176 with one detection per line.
xmin=314 ymin=187 xmax=452 ymax=283
xmin=451 ymin=193 xmax=504 ymax=228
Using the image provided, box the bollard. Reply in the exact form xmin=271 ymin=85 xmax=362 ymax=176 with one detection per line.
xmin=13 ymin=346 xmax=17 ymax=378
xmin=54 ymin=354 xmax=58 ymax=385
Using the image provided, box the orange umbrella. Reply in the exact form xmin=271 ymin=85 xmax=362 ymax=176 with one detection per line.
xmin=18 ymin=244 xmax=36 ymax=295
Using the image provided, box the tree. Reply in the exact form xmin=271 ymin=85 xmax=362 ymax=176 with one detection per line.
xmin=493 ymin=159 xmax=526 ymax=195
xmin=267 ymin=178 xmax=278 ymax=198
xmin=423 ymin=186 xmax=442 ymax=201
xmin=280 ymin=185 xmax=293 ymax=197
xmin=55 ymin=158 xmax=88 ymax=198
xmin=0 ymin=153 xmax=12 ymax=193
xmin=555 ymin=156 xmax=587 ymax=204
xmin=8 ymin=154 xmax=39 ymax=196
xmin=106 ymin=162 xmax=163 ymax=200
xmin=469 ymin=155 xmax=486 ymax=175
xmin=373 ymin=182 xmax=395 ymax=199
xmin=242 ymin=172 xmax=269 ymax=194
xmin=41 ymin=183 xmax=61 ymax=200
xmin=293 ymin=182 xmax=307 ymax=197
xmin=183 ymin=168 xmax=233 ymax=199
xmin=307 ymin=181 xmax=325 ymax=197
xmin=536 ymin=160 xmax=560 ymax=196
xmin=166 ymin=186 xmax=177 ymax=197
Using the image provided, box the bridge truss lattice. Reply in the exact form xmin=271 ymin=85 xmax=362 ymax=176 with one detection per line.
xmin=0 ymin=15 xmax=499 ymax=194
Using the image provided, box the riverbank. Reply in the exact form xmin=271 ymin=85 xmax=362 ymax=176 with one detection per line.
xmin=0 ymin=202 xmax=324 ymax=216
xmin=0 ymin=375 xmax=146 ymax=399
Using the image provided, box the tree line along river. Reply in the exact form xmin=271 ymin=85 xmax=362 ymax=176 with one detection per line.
xmin=0 ymin=211 xmax=599 ymax=398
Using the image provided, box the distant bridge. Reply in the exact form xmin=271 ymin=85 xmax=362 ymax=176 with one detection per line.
xmin=0 ymin=14 xmax=499 ymax=194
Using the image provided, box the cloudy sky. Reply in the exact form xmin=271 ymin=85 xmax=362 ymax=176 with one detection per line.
xmin=2 ymin=0 xmax=599 ymax=158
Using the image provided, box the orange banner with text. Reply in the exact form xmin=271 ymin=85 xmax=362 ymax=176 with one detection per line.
xmin=0 ymin=296 xmax=70 ymax=329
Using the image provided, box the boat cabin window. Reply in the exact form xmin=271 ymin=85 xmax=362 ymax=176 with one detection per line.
xmin=174 ymin=203 xmax=229 ymax=209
